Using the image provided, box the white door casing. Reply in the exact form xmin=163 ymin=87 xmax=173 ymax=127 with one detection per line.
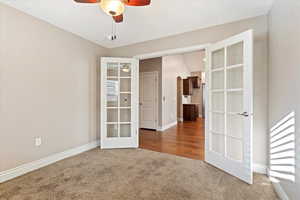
xmin=101 ymin=57 xmax=139 ymax=149
xmin=139 ymin=72 xmax=158 ymax=130
xmin=205 ymin=30 xmax=254 ymax=184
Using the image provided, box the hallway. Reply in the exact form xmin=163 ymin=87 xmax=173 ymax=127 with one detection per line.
xmin=139 ymin=118 xmax=205 ymax=160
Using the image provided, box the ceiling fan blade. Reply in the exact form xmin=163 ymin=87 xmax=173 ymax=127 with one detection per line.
xmin=124 ymin=0 xmax=151 ymax=6
xmin=73 ymin=0 xmax=101 ymax=3
xmin=113 ymin=14 xmax=123 ymax=23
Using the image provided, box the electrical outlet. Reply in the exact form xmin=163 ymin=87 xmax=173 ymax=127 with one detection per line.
xmin=35 ymin=137 xmax=42 ymax=146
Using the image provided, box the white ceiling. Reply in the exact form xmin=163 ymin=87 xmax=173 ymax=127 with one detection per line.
xmin=1 ymin=0 xmax=274 ymax=48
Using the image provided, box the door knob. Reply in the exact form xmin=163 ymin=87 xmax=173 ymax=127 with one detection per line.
xmin=237 ymin=112 xmax=249 ymax=117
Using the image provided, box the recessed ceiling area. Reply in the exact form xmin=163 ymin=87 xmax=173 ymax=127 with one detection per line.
xmin=0 ymin=0 xmax=274 ymax=48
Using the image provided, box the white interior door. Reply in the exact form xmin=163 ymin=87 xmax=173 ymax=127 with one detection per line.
xmin=101 ymin=57 xmax=139 ymax=149
xmin=139 ymin=72 xmax=158 ymax=129
xmin=205 ymin=30 xmax=253 ymax=184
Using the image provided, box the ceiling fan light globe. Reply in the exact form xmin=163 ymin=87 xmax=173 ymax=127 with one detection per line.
xmin=100 ymin=0 xmax=125 ymax=16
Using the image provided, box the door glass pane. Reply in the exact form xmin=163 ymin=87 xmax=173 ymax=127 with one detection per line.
xmin=227 ymin=114 xmax=243 ymax=139
xmin=107 ymin=63 xmax=118 ymax=77
xmin=107 ymin=78 xmax=119 ymax=107
xmin=226 ymin=137 xmax=243 ymax=161
xmin=227 ymin=42 xmax=244 ymax=66
xmin=107 ymin=124 xmax=118 ymax=138
xmin=211 ymin=133 xmax=225 ymax=154
xmin=227 ymin=67 xmax=243 ymax=89
xmin=212 ymin=49 xmax=225 ymax=69
xmin=212 ymin=71 xmax=224 ymax=90
xmin=120 ymin=94 xmax=131 ymax=107
xmin=120 ymin=109 xmax=131 ymax=122
xmin=120 ymin=124 xmax=131 ymax=137
xmin=120 ymin=63 xmax=131 ymax=77
xmin=227 ymin=91 xmax=243 ymax=113
xmin=211 ymin=113 xmax=224 ymax=134
xmin=212 ymin=92 xmax=224 ymax=112
xmin=107 ymin=109 xmax=118 ymax=122
xmin=120 ymin=78 xmax=131 ymax=92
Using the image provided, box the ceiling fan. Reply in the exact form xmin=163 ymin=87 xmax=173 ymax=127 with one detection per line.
xmin=74 ymin=0 xmax=151 ymax=23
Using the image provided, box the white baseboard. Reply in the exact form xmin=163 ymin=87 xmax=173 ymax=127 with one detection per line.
xmin=0 ymin=140 xmax=100 ymax=183
xmin=158 ymin=121 xmax=178 ymax=131
xmin=178 ymin=118 xmax=183 ymax=122
xmin=0 ymin=140 xmax=271 ymax=186
xmin=272 ymin=181 xmax=290 ymax=200
xmin=253 ymin=163 xmax=267 ymax=174
xmin=252 ymin=164 xmax=290 ymax=199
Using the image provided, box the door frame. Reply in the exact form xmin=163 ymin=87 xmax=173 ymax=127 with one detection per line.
xmin=139 ymin=71 xmax=159 ymax=130
xmin=134 ymin=44 xmax=210 ymax=134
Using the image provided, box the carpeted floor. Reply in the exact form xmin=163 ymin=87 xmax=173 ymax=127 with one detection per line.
xmin=0 ymin=148 xmax=278 ymax=200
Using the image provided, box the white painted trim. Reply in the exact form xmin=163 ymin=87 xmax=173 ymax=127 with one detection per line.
xmin=133 ymin=44 xmax=210 ymax=60
xmin=253 ymin=163 xmax=267 ymax=174
xmin=272 ymin=181 xmax=290 ymax=200
xmin=0 ymin=139 xmax=268 ymax=185
xmin=0 ymin=141 xmax=100 ymax=183
xmin=157 ymin=121 xmax=178 ymax=131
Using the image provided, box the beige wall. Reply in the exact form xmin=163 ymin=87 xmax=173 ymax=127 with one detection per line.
xmin=162 ymin=55 xmax=191 ymax=127
xmin=184 ymin=51 xmax=205 ymax=117
xmin=110 ymin=15 xmax=269 ymax=166
xmin=183 ymin=50 xmax=206 ymax=72
xmin=139 ymin=58 xmax=162 ymax=127
xmin=0 ymin=4 xmax=107 ymax=172
xmin=268 ymin=0 xmax=300 ymax=199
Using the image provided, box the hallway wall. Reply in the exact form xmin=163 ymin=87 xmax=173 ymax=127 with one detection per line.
xmin=268 ymin=0 xmax=300 ymax=199
xmin=139 ymin=58 xmax=163 ymax=128
xmin=161 ymin=55 xmax=191 ymax=127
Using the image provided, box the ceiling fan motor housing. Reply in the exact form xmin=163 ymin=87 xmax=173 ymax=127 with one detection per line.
xmin=100 ymin=0 xmax=125 ymax=16
xmin=74 ymin=0 xmax=151 ymax=22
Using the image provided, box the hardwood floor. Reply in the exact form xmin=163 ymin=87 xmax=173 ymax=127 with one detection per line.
xmin=139 ymin=118 xmax=205 ymax=160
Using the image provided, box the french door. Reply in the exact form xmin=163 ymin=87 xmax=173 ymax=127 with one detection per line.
xmin=205 ymin=30 xmax=254 ymax=184
xmin=101 ymin=57 xmax=139 ymax=149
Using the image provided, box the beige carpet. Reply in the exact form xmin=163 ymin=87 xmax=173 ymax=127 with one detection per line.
xmin=0 ymin=148 xmax=278 ymax=200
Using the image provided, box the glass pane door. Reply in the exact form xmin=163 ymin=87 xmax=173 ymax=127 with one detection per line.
xmin=205 ymin=30 xmax=253 ymax=184
xmin=101 ymin=57 xmax=138 ymax=149
xmin=106 ymin=62 xmax=132 ymax=138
